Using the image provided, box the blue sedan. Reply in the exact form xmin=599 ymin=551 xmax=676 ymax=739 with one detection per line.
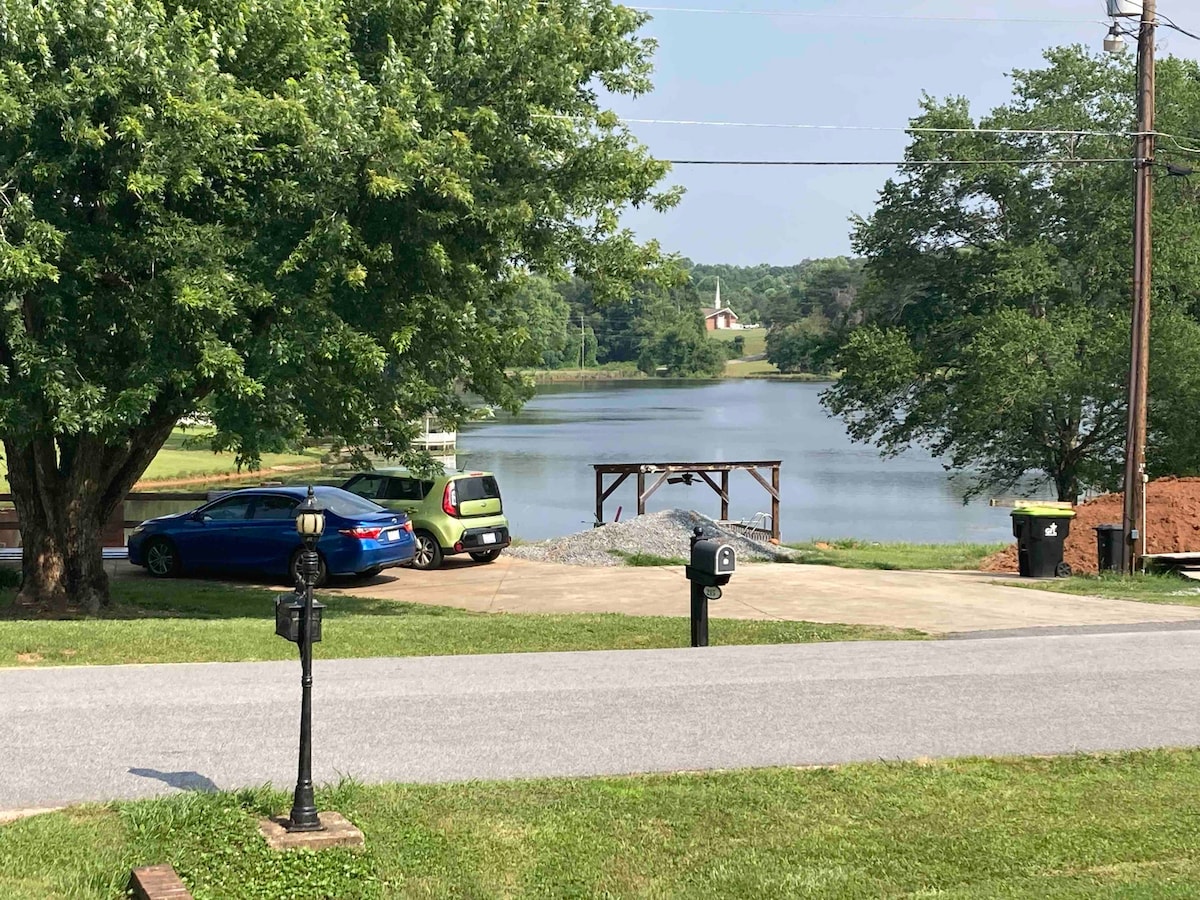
xmin=128 ymin=486 xmax=416 ymax=584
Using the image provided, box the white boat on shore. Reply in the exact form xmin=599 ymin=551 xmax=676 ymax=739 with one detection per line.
xmin=412 ymin=415 xmax=456 ymax=450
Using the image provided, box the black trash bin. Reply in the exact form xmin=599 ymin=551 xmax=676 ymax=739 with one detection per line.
xmin=1011 ymin=506 xmax=1076 ymax=578
xmin=1094 ymin=524 xmax=1123 ymax=573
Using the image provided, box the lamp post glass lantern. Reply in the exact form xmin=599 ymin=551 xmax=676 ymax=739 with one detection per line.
xmin=1104 ymin=24 xmax=1126 ymax=52
xmin=288 ymin=486 xmax=325 ymax=832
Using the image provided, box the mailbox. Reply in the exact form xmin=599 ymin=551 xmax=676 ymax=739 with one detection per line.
xmin=686 ymin=537 xmax=736 ymax=588
xmin=684 ymin=527 xmax=736 ymax=648
xmin=275 ymin=592 xmax=325 ymax=644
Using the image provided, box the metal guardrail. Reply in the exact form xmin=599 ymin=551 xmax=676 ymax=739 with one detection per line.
xmin=0 ymin=547 xmax=128 ymax=561
xmin=0 ymin=492 xmax=214 ymax=551
xmin=0 ymin=491 xmax=213 ymax=505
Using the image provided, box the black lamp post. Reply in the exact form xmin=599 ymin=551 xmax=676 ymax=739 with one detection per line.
xmin=288 ymin=485 xmax=325 ymax=832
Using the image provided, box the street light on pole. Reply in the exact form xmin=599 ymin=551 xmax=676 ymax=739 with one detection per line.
xmin=288 ymin=486 xmax=326 ymax=832
xmin=1105 ymin=0 xmax=1156 ymax=573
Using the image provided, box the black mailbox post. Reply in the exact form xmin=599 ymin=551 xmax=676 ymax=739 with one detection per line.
xmin=275 ymin=591 xmax=325 ymax=644
xmin=684 ymin=527 xmax=736 ymax=647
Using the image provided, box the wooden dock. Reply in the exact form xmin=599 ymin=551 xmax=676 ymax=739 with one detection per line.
xmin=593 ymin=460 xmax=781 ymax=542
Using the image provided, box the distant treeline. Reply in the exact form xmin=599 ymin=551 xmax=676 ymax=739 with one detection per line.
xmin=513 ymin=256 xmax=865 ymax=376
xmin=689 ymin=258 xmax=865 ymax=375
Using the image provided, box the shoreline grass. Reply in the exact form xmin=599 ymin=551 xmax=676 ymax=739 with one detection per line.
xmin=784 ymin=539 xmax=1007 ymax=571
xmin=609 ymin=550 xmax=689 ymax=567
xmin=0 ymin=579 xmax=923 ymax=667
xmin=5 ymin=749 xmax=1200 ymax=898
xmin=724 ymin=358 xmax=778 ymax=376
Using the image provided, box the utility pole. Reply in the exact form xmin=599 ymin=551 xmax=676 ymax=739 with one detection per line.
xmin=1120 ymin=0 xmax=1156 ymax=572
xmin=580 ymin=314 xmax=585 ymax=371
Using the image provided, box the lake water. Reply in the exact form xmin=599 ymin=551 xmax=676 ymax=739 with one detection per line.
xmin=453 ymin=379 xmax=1035 ymax=544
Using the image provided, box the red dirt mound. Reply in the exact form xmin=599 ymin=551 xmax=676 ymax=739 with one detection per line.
xmin=980 ymin=476 xmax=1200 ymax=575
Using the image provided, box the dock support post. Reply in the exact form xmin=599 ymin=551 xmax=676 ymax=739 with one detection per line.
xmin=595 ymin=470 xmax=604 ymax=525
xmin=771 ymin=465 xmax=780 ymax=542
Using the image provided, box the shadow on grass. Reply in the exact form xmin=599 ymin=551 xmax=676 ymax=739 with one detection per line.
xmin=0 ymin=573 xmax=474 ymax=622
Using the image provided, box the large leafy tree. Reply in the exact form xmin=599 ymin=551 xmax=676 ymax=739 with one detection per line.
xmin=765 ymin=314 xmax=833 ymax=375
xmin=0 ymin=0 xmax=678 ymax=611
xmin=824 ymin=47 xmax=1200 ymax=502
xmin=510 ymin=276 xmax=574 ymax=368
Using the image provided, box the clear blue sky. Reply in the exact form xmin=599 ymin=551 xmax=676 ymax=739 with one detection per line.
xmin=610 ymin=0 xmax=1200 ymax=266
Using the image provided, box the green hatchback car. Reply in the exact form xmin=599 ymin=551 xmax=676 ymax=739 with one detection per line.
xmin=341 ymin=468 xmax=510 ymax=570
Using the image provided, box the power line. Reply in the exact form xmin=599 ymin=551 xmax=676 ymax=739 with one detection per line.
xmin=1157 ymin=11 xmax=1200 ymax=42
xmin=534 ymin=114 xmax=1129 ymax=138
xmin=664 ymin=158 xmax=1135 ymax=166
xmin=1159 ymin=133 xmax=1200 ymax=154
xmin=627 ymin=6 xmax=1105 ymax=26
xmin=541 ymin=114 xmax=1180 ymax=141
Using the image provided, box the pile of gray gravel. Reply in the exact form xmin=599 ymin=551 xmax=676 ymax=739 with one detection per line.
xmin=509 ymin=508 xmax=794 ymax=567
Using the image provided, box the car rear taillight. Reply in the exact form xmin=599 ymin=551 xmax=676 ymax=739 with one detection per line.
xmin=404 ymin=520 xmax=413 ymax=532
xmin=339 ymin=526 xmax=383 ymax=540
xmin=442 ymin=482 xmax=458 ymax=517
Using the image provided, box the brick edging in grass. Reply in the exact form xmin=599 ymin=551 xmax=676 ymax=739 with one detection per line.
xmin=128 ymin=864 xmax=192 ymax=900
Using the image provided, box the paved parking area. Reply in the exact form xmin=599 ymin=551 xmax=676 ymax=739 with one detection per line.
xmin=319 ymin=556 xmax=1200 ymax=635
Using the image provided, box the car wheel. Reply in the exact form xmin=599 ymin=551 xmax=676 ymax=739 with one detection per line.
xmin=411 ymin=531 xmax=443 ymax=570
xmin=469 ymin=549 xmax=502 ymax=563
xmin=145 ymin=538 xmax=181 ymax=578
xmin=290 ymin=549 xmax=329 ymax=587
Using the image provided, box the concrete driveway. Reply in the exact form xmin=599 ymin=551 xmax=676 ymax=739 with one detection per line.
xmin=323 ymin=556 xmax=1200 ymax=634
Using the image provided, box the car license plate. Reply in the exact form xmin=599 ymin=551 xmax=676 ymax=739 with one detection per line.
xmin=482 ymin=532 xmax=497 ymax=545
xmin=383 ymin=530 xmax=397 ymax=543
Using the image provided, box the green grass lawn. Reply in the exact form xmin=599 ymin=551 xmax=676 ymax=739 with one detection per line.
xmin=0 ymin=578 xmax=922 ymax=667
xmin=785 ymin=539 xmax=1008 ymax=571
xmin=724 ymin=357 xmax=778 ymax=376
xmin=0 ymin=430 xmax=323 ymax=492
xmin=711 ymin=326 xmax=767 ymax=357
xmin=1001 ymin=571 xmax=1200 ymax=606
xmin=137 ymin=429 xmax=324 ymax=483
xmin=5 ymin=749 xmax=1200 ymax=898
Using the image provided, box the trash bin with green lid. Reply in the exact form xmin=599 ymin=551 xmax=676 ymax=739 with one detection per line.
xmin=1011 ymin=506 xmax=1075 ymax=578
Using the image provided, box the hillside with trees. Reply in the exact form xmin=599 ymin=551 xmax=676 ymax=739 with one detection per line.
xmin=515 ymin=257 xmax=867 ymax=377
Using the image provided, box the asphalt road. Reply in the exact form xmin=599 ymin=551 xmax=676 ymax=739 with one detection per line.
xmin=5 ymin=627 xmax=1200 ymax=810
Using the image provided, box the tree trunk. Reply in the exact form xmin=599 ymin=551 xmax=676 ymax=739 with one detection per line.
xmin=5 ymin=420 xmax=178 ymax=614
xmin=1054 ymin=468 xmax=1080 ymax=504
xmin=14 ymin=497 xmax=109 ymax=615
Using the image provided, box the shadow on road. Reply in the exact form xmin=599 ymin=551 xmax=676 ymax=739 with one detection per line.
xmin=128 ymin=767 xmax=219 ymax=792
